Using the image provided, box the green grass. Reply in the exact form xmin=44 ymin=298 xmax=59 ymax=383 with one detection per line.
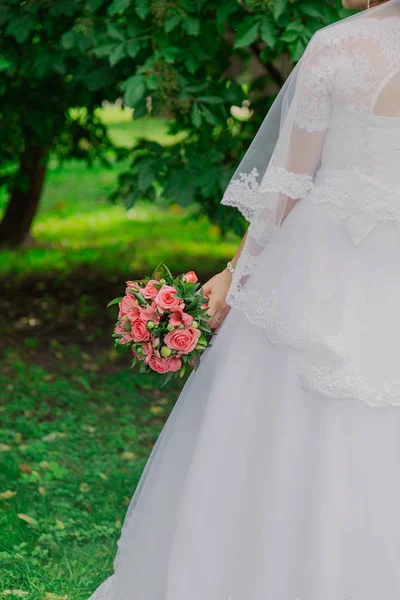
xmin=0 ymin=105 xmax=237 ymax=280
xmin=0 ymin=348 xmax=182 ymax=599
xmin=0 ymin=105 xmax=238 ymax=598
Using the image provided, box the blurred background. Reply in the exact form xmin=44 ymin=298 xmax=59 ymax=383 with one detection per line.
xmin=0 ymin=0 xmax=349 ymax=598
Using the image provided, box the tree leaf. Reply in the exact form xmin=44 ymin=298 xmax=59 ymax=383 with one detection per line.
xmin=0 ymin=490 xmax=17 ymax=500
xmin=61 ymin=29 xmax=77 ymax=50
xmin=135 ymin=0 xmax=149 ymax=20
xmin=234 ymin=18 xmax=260 ymax=49
xmin=126 ymin=39 xmax=141 ymax=58
xmin=17 ymin=514 xmax=38 ymax=526
xmin=108 ymin=0 xmax=131 ymax=13
xmin=183 ymin=16 xmax=200 ymax=36
xmin=260 ymin=17 xmax=277 ymax=49
xmin=164 ymin=13 xmax=180 ymax=33
xmin=122 ymin=75 xmax=146 ymax=108
xmin=190 ymin=102 xmax=202 ymax=128
xmin=109 ymin=42 xmax=126 ymax=66
xmin=273 ymin=0 xmax=288 ymax=20
xmin=6 ymin=16 xmax=35 ymax=43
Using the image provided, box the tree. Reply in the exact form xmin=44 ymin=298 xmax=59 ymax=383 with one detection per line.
xmin=102 ymin=0 xmax=348 ymax=237
xmin=0 ymin=0 xmax=123 ymax=247
xmin=0 ymin=0 xmax=348 ymax=247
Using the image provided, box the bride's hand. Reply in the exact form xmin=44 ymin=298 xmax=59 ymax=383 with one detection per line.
xmin=201 ymin=269 xmax=232 ymax=330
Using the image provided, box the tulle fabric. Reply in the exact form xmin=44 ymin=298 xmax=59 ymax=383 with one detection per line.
xmin=90 ymin=301 xmax=400 ymax=600
xmin=88 ymin=2 xmax=400 ymax=597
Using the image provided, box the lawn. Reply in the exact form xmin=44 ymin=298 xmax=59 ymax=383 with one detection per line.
xmin=0 ymin=348 xmax=180 ymax=599
xmin=0 ymin=106 xmax=238 ymax=599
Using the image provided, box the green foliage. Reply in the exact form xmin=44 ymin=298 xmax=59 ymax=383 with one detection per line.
xmin=0 ymin=0 xmax=350 ymax=240
xmin=95 ymin=0 xmax=349 ymax=235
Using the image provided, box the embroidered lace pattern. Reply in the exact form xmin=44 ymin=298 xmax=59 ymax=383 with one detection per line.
xmin=222 ymin=167 xmax=315 ymax=223
xmin=295 ymin=17 xmax=400 ymax=131
xmin=300 ymin=364 xmax=400 ymax=407
xmin=228 ymin=287 xmax=345 ymax=363
xmin=221 ymin=167 xmax=262 ymax=222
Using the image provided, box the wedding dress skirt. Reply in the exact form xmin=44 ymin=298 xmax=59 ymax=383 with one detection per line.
xmin=90 ymin=194 xmax=400 ymax=600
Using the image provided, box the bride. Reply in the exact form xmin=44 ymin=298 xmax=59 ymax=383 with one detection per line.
xmin=90 ymin=0 xmax=400 ymax=598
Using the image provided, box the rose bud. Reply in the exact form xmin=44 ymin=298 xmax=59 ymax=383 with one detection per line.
xmin=191 ymin=321 xmax=199 ymax=329
xmin=160 ymin=346 xmax=172 ymax=358
xmin=159 ymin=278 xmax=166 ymax=285
xmin=167 ymin=324 xmax=175 ymax=332
xmin=152 ymin=337 xmax=160 ymax=348
xmin=147 ymin=320 xmax=155 ymax=330
xmin=136 ymin=346 xmax=143 ymax=355
xmin=178 ymin=324 xmax=185 ymax=330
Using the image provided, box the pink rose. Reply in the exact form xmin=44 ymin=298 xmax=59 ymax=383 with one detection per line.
xmin=154 ymin=285 xmax=183 ymax=313
xmin=167 ymin=356 xmax=182 ymax=372
xmin=139 ymin=304 xmax=160 ymax=324
xmin=182 ymin=271 xmax=198 ymax=283
xmin=119 ymin=294 xmax=140 ymax=319
xmin=142 ymin=342 xmax=154 ymax=363
xmin=148 ymin=355 xmax=182 ymax=374
xmin=164 ymin=327 xmax=201 ymax=354
xmin=148 ymin=356 xmax=171 ymax=374
xmin=125 ymin=281 xmax=142 ymax=295
xmin=130 ymin=318 xmax=150 ymax=342
xmin=169 ymin=310 xmax=193 ymax=328
xmin=142 ymin=279 xmax=159 ymax=300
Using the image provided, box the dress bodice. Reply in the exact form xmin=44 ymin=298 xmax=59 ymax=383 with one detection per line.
xmin=319 ymin=104 xmax=400 ymax=186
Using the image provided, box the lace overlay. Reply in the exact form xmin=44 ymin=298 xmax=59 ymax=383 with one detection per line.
xmin=301 ymin=364 xmax=400 ymax=407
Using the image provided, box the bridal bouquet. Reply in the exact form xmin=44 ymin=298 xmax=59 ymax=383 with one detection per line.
xmin=108 ymin=263 xmax=214 ymax=383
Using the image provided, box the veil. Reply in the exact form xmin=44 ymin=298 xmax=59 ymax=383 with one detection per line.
xmin=221 ymin=0 xmax=400 ymax=310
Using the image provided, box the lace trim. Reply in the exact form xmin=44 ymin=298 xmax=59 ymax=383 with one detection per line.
xmin=228 ymin=287 xmax=345 ymax=363
xmin=221 ymin=167 xmax=315 ymax=224
xmin=301 ymin=364 xmax=400 ymax=408
xmin=221 ymin=167 xmax=261 ymax=222
xmin=260 ymin=167 xmax=314 ymax=199
xmin=308 ymin=172 xmax=400 ymax=222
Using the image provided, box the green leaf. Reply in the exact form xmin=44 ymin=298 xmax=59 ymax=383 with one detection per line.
xmin=109 ymin=42 xmax=126 ymax=66
xmin=0 ymin=56 xmax=12 ymax=72
xmin=122 ymin=75 xmax=146 ymax=107
xmin=164 ymin=13 xmax=181 ymax=33
xmin=202 ymin=106 xmax=219 ymax=126
xmin=299 ymin=3 xmax=323 ymax=19
xmin=216 ymin=0 xmax=239 ymax=25
xmin=184 ymin=54 xmax=199 ymax=74
xmin=107 ymin=23 xmax=125 ymax=41
xmin=183 ymin=16 xmax=200 ymax=36
xmin=273 ymin=0 xmax=288 ymax=20
xmin=132 ymin=291 xmax=147 ymax=306
xmin=198 ymin=96 xmax=223 ymax=104
xmin=61 ymin=29 xmax=77 ymax=50
xmin=135 ymin=0 xmax=149 ymax=20
xmin=6 ymin=15 xmax=35 ymax=43
xmin=92 ymin=43 xmax=119 ymax=58
xmin=190 ymin=102 xmax=202 ymax=128
xmin=260 ymin=17 xmax=276 ymax=49
xmin=108 ymin=0 xmax=131 ymax=13
xmin=280 ymin=31 xmax=298 ymax=43
xmin=107 ymin=297 xmax=123 ymax=307
xmin=234 ymin=18 xmax=261 ymax=49
xmin=126 ymin=39 xmax=141 ymax=58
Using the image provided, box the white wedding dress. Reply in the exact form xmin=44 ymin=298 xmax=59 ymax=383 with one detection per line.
xmin=90 ymin=5 xmax=400 ymax=600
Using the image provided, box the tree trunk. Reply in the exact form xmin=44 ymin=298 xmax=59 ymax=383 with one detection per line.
xmin=0 ymin=143 xmax=49 ymax=248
